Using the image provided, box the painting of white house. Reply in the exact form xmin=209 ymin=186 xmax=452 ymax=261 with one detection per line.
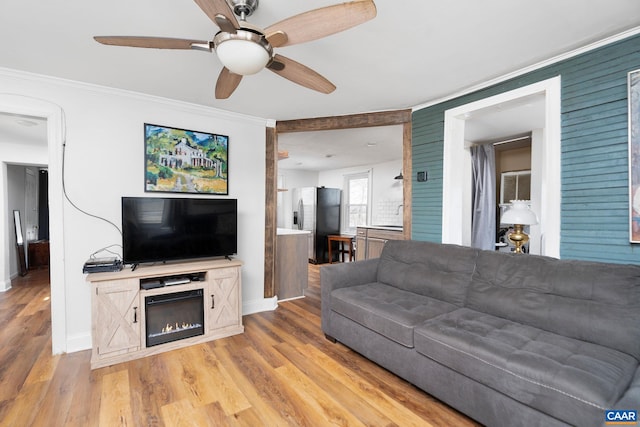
xmin=144 ymin=123 xmax=228 ymax=195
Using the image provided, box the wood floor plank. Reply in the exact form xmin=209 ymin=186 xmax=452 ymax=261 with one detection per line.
xmin=275 ymin=362 xmax=369 ymax=427
xmin=212 ymin=345 xmax=291 ymax=427
xmin=221 ymin=345 xmax=317 ymax=426
xmin=161 ymin=347 xmax=202 ymax=404
xmin=0 ymin=265 xmax=478 ymax=427
xmin=0 ymin=381 xmax=49 ymax=427
xmin=30 ymin=350 xmax=90 ymax=427
xmin=160 ymin=398 xmax=212 ymax=427
xmin=274 ymin=341 xmax=399 ymax=427
xmin=99 ymin=369 xmax=135 ymax=426
xmin=127 ymin=355 xmax=172 ymax=427
xmin=279 ymin=297 xmax=321 ymax=324
xmin=203 ymin=400 xmax=238 ymax=426
xmin=63 ymin=356 xmax=101 ymax=427
xmin=17 ymin=285 xmax=50 ymax=317
xmin=251 ymin=308 xmax=324 ymax=351
xmin=239 ymin=315 xmax=288 ymax=368
xmin=230 ymin=406 xmax=266 ymax=427
xmin=300 ymin=343 xmax=440 ymax=427
xmin=183 ymin=344 xmax=252 ymax=415
xmin=0 ymin=334 xmax=48 ymax=401
xmin=23 ymin=338 xmax=60 ymax=385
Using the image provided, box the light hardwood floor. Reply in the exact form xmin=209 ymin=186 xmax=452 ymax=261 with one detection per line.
xmin=0 ymin=265 xmax=478 ymax=426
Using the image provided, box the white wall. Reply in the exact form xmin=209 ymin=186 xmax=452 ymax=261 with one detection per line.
xmin=369 ymin=161 xmax=404 ymax=226
xmin=0 ymin=68 xmax=273 ymax=353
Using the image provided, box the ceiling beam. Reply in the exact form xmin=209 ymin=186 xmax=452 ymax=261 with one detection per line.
xmin=276 ymin=109 xmax=412 ymax=133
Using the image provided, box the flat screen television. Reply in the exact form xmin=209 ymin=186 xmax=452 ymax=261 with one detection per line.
xmin=122 ymin=197 xmax=237 ymax=265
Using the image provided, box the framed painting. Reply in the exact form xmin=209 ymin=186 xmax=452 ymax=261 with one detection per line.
xmin=144 ymin=123 xmax=229 ymax=195
xmin=629 ymin=69 xmax=640 ymax=242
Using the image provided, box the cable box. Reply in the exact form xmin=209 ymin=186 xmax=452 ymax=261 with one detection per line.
xmin=83 ymin=258 xmax=123 ymax=274
xmin=141 ymin=280 xmax=164 ymax=290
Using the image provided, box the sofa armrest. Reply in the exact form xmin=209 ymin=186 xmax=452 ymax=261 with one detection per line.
xmin=321 ymin=258 xmax=380 ymax=335
xmin=321 ymin=258 xmax=380 ymax=293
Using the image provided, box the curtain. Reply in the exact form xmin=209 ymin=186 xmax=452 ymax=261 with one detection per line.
xmin=471 ymin=144 xmax=496 ymax=250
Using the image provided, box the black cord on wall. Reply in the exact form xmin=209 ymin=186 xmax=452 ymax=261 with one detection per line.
xmin=61 ymin=139 xmax=122 ymax=236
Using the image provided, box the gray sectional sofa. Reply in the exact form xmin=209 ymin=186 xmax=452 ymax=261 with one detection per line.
xmin=321 ymin=240 xmax=640 ymax=427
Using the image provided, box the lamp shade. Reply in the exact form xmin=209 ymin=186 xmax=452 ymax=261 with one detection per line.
xmin=501 ymin=200 xmax=538 ymax=225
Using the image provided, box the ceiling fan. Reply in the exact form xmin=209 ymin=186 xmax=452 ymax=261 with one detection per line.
xmin=94 ymin=0 xmax=377 ymax=99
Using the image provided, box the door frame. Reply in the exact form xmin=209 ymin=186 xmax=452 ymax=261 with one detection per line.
xmin=0 ymin=94 xmax=66 ymax=353
xmin=442 ymin=77 xmax=561 ymax=257
xmin=264 ymin=110 xmax=412 ymax=297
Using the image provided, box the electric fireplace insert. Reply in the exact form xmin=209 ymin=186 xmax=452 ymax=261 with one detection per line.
xmin=145 ymin=289 xmax=205 ymax=347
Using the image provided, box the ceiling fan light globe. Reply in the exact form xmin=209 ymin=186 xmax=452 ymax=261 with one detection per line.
xmin=215 ymin=37 xmax=271 ymax=75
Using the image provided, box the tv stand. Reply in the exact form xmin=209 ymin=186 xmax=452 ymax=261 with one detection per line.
xmin=86 ymin=258 xmax=243 ymax=369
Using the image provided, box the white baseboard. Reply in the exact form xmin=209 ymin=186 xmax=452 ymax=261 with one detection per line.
xmin=65 ymin=333 xmax=92 ymax=353
xmin=0 ymin=279 xmax=11 ymax=292
xmin=242 ymin=296 xmax=278 ymax=315
xmin=277 ymin=295 xmax=306 ymax=303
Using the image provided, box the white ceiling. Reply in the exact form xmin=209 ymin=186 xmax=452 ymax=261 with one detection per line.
xmin=465 ymin=93 xmax=546 ymax=143
xmin=278 ymin=125 xmax=403 ymax=171
xmin=1 ymin=0 xmax=639 ymax=168
xmin=0 ymin=113 xmax=47 ymax=147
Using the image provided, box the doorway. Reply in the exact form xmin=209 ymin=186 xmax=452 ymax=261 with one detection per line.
xmin=263 ymin=110 xmax=413 ymax=297
xmin=0 ymin=94 xmax=66 ymax=354
xmin=442 ymin=77 xmax=561 ymax=257
xmin=7 ymin=164 xmax=50 ymax=274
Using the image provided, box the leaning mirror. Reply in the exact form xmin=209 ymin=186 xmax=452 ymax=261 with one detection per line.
xmin=13 ymin=210 xmax=23 ymax=245
xmin=13 ymin=210 xmax=27 ymax=276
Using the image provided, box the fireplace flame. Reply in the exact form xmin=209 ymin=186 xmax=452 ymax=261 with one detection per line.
xmin=161 ymin=322 xmax=199 ymax=334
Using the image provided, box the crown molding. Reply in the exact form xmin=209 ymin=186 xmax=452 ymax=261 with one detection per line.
xmin=0 ymin=66 xmax=270 ymax=127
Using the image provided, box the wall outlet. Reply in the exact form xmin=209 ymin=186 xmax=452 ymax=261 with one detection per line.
xmin=417 ymin=171 xmax=428 ymax=182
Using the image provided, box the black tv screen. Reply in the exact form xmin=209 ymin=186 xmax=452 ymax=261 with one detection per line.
xmin=122 ymin=197 xmax=237 ymax=265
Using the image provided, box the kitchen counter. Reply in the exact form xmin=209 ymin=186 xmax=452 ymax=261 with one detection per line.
xmin=277 ymin=228 xmax=311 ymax=235
xmin=359 ymin=225 xmax=403 ymax=231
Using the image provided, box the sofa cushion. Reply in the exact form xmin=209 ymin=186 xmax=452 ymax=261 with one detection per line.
xmin=377 ymin=240 xmax=478 ymax=306
xmin=414 ymin=308 xmax=638 ymax=424
xmin=467 ymin=250 xmax=640 ymax=359
xmin=331 ymin=282 xmax=458 ymax=347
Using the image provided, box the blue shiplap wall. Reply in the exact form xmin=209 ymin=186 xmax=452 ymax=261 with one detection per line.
xmin=412 ymin=33 xmax=640 ymax=264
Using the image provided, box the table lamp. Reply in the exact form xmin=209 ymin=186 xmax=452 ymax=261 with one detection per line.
xmin=501 ymin=200 xmax=538 ymax=254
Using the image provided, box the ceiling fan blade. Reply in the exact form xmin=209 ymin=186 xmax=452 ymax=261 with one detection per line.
xmin=215 ymin=67 xmax=243 ymax=99
xmin=94 ymin=36 xmax=210 ymax=50
xmin=266 ymin=31 xmax=288 ymax=48
xmin=194 ymin=0 xmax=239 ymax=31
xmin=215 ymin=14 xmax=238 ymax=34
xmin=267 ymin=54 xmax=336 ymax=94
xmin=264 ymin=0 xmax=376 ymax=47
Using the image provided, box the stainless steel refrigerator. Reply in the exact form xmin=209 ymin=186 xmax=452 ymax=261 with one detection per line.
xmin=292 ymin=187 xmax=341 ymax=264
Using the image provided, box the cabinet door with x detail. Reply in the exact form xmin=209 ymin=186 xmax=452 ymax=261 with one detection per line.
xmin=93 ymin=279 xmax=141 ymax=356
xmin=207 ymin=267 xmax=241 ymax=332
